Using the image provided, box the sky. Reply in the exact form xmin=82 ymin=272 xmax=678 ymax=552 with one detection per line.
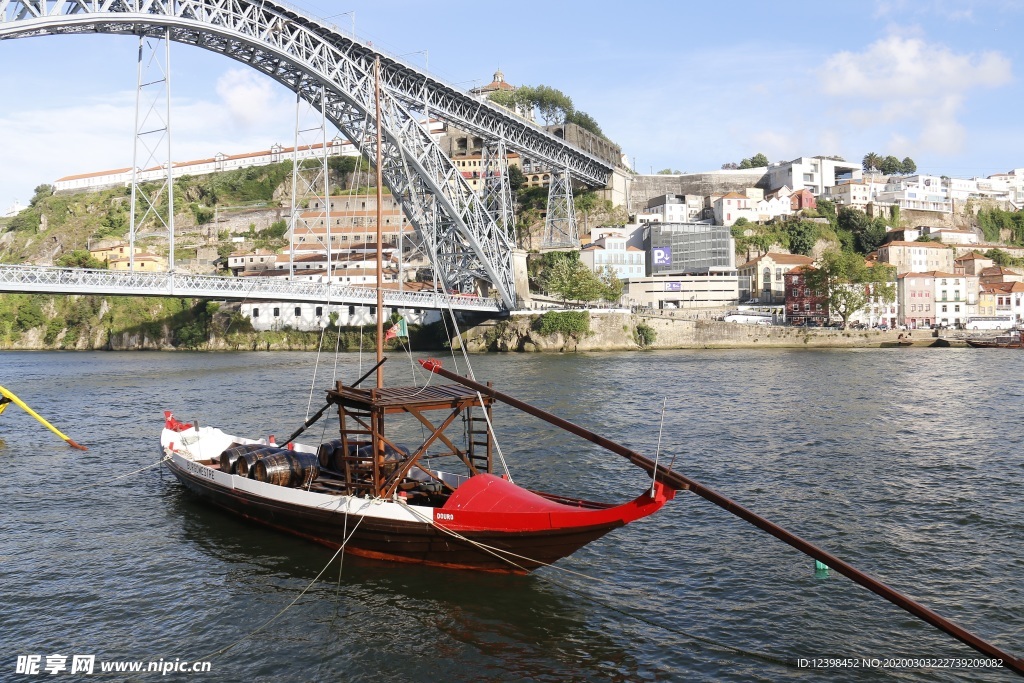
xmin=2 ymin=0 xmax=1024 ymax=213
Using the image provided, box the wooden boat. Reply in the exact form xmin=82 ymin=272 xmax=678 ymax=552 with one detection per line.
xmin=160 ymin=366 xmax=673 ymax=573
xmin=966 ymin=329 xmax=1024 ymax=348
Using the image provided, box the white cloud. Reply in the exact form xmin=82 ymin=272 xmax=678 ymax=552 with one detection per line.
xmin=819 ymin=34 xmax=1012 ymax=158
xmin=215 ymin=68 xmax=290 ymax=129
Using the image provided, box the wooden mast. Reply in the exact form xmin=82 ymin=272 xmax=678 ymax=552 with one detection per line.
xmin=374 ymin=56 xmax=384 ymax=389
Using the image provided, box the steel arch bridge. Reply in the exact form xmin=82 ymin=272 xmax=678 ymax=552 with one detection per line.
xmin=0 ymin=0 xmax=616 ymax=310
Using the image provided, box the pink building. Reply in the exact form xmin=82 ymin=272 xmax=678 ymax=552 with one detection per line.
xmin=897 ymin=272 xmax=936 ymax=329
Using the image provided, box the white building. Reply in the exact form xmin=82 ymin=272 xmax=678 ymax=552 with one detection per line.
xmin=645 ymin=194 xmax=704 ymax=223
xmin=580 ymin=232 xmax=646 ymax=280
xmin=986 ymin=169 xmax=1024 ymax=205
xmin=3 ymin=199 xmax=26 ymax=218
xmin=766 ymin=156 xmax=862 ymax=196
xmin=240 ymin=301 xmax=440 ymax=332
xmin=874 ymin=175 xmax=951 ymax=214
xmin=625 ymin=274 xmax=744 ymax=310
xmin=826 ymin=179 xmax=874 ymax=208
xmin=712 ymin=192 xmax=756 ymax=227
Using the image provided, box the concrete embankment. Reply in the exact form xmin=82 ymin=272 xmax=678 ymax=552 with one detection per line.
xmin=455 ymin=311 xmax=938 ymax=352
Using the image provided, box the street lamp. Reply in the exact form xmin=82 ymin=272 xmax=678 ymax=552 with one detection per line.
xmin=325 ymin=10 xmax=355 ymax=38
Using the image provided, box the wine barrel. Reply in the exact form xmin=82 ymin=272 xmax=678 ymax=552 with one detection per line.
xmin=219 ymin=443 xmax=267 ymax=474
xmin=235 ymin=447 xmax=281 ymax=478
xmin=326 ymin=440 xmax=370 ymax=471
xmin=253 ymin=451 xmax=320 ymax=487
xmin=316 ymin=440 xmax=337 ymax=468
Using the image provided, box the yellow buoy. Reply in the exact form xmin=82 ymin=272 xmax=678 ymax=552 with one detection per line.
xmin=0 ymin=385 xmax=88 ymax=450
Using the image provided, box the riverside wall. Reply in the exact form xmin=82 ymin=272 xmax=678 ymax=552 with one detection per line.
xmin=456 ymin=312 xmax=930 ymax=353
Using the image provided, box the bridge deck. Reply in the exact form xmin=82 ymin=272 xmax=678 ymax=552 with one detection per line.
xmin=0 ymin=265 xmax=505 ymax=313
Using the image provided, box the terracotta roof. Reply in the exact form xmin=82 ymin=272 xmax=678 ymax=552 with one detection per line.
xmin=980 ymin=266 xmax=1021 ymax=276
xmin=881 ymin=241 xmax=952 ymax=249
xmin=56 ymin=167 xmax=133 ymax=182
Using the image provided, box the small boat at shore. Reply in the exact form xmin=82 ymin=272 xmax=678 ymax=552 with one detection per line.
xmin=966 ymin=329 xmax=1024 ymax=348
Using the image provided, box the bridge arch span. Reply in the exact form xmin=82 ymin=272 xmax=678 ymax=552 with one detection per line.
xmin=0 ymin=0 xmax=598 ymax=309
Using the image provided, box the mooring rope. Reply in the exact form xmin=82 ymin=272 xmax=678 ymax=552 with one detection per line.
xmin=398 ymin=500 xmax=794 ymax=670
xmin=197 ymin=508 xmax=368 ymax=663
xmin=16 ymin=454 xmax=172 ymax=497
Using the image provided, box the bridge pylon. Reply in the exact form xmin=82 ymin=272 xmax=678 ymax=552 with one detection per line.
xmin=541 ymin=166 xmax=579 ymax=250
xmin=481 ymin=139 xmax=515 ymax=239
xmin=128 ymin=29 xmax=175 ymax=271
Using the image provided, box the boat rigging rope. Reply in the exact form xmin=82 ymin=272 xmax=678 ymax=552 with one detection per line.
xmin=397 ymin=501 xmax=792 ymax=669
xmin=16 ymin=455 xmax=172 ymax=498
xmin=474 ymin=391 xmax=512 ymax=482
xmin=196 ymin=506 xmax=369 ymax=663
xmin=307 ymin=109 xmax=372 ymax=417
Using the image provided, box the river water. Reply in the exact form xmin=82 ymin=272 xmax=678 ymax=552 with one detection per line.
xmin=1 ymin=349 xmax=1021 ymax=682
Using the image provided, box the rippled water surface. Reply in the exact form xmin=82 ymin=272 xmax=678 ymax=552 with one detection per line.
xmin=2 ymin=349 xmax=1022 ymax=682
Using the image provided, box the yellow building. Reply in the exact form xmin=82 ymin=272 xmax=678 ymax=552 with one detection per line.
xmin=108 ymin=253 xmax=167 ymax=271
xmin=89 ymin=243 xmax=141 ymax=264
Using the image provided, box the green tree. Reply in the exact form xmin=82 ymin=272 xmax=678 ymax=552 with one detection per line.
xmin=514 ymin=85 xmax=574 ymax=125
xmin=30 ymin=184 xmax=54 ymax=207
xmin=786 ymin=221 xmax=819 ymax=256
xmin=56 ymin=249 xmax=106 ymax=269
xmin=598 ymin=265 xmax=624 ymax=302
xmin=565 ymin=110 xmax=604 ymax=138
xmin=656 ymin=168 xmax=682 ymax=175
xmin=15 ymin=299 xmax=45 ymax=331
xmin=856 ymin=218 xmax=889 ymax=253
xmin=816 ymin=198 xmax=838 ymax=229
xmin=985 ymin=248 xmax=1013 ymax=266
xmin=487 ymin=90 xmax=518 ymax=110
xmin=879 ymin=155 xmax=901 ymax=175
xmin=507 ymin=164 xmax=526 ymax=191
xmin=838 ymin=206 xmax=870 ymax=235
xmin=862 ymin=153 xmax=881 ymax=172
xmin=803 ymin=250 xmax=896 ymax=328
xmin=749 ymin=153 xmax=769 ymax=167
xmin=900 ymin=157 xmax=917 ymax=175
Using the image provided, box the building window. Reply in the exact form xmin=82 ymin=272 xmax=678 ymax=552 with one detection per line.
xmin=273 ymin=307 xmax=280 ymax=317
xmin=775 ymin=268 xmax=782 ymax=281
xmin=315 ymin=306 xmax=323 ymax=317
xmin=252 ymin=308 xmax=259 ymax=318
xmin=294 ymin=306 xmax=301 ymax=317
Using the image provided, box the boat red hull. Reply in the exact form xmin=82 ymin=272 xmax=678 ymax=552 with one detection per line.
xmin=166 ymin=457 xmax=665 ymax=573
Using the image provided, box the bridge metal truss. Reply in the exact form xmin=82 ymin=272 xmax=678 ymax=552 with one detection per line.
xmin=0 ymin=264 xmax=504 ymax=313
xmin=0 ymin=0 xmax=616 ymax=310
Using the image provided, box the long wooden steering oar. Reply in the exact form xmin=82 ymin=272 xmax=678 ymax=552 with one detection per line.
xmin=0 ymin=385 xmax=88 ymax=450
xmin=418 ymin=359 xmax=1023 ymax=676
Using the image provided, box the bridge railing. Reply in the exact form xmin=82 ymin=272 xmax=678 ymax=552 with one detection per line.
xmin=0 ymin=264 xmax=505 ymax=313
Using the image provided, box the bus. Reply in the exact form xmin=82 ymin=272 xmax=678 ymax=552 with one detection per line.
xmin=965 ymin=315 xmax=1015 ymax=330
xmin=724 ymin=311 xmax=774 ymax=325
